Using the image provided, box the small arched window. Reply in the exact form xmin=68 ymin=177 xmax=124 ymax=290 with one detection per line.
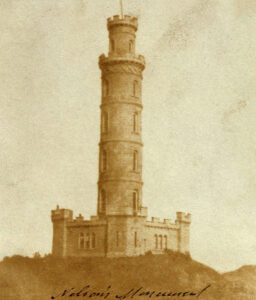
xmin=154 ymin=234 xmax=158 ymax=249
xmin=79 ymin=233 xmax=85 ymax=249
xmin=111 ymin=39 xmax=115 ymax=52
xmin=102 ymin=111 xmax=108 ymax=133
xmin=133 ymin=190 xmax=138 ymax=212
xmin=134 ymin=231 xmax=138 ymax=248
xmin=129 ymin=40 xmax=134 ymax=52
xmin=102 ymin=150 xmax=107 ymax=172
xmin=103 ymin=79 xmax=109 ymax=97
xmin=133 ymin=112 xmax=139 ymax=133
xmin=91 ymin=233 xmax=96 ymax=249
xmin=100 ymin=189 xmax=106 ymax=213
xmin=159 ymin=235 xmax=163 ymax=250
xmin=133 ymin=150 xmax=138 ymax=171
xmin=85 ymin=233 xmax=90 ymax=249
xmin=164 ymin=235 xmax=168 ymax=249
xmin=133 ymin=80 xmax=139 ymax=97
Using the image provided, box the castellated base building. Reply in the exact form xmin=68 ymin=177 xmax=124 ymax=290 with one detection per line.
xmin=51 ymin=15 xmax=191 ymax=258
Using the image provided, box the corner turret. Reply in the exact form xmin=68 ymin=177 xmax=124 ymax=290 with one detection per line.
xmin=51 ymin=206 xmax=73 ymax=257
xmin=176 ymin=212 xmax=191 ymax=254
xmin=176 ymin=212 xmax=191 ymax=224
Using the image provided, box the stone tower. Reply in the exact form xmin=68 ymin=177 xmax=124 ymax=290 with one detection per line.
xmin=98 ymin=16 xmax=146 ymax=218
xmin=51 ymin=14 xmax=191 ymax=258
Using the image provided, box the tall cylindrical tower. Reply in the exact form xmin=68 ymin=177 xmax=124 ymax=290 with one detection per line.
xmin=98 ymin=15 xmax=145 ymax=217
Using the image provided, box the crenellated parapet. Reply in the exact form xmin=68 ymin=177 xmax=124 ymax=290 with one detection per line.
xmin=51 ymin=206 xmax=73 ymax=222
xmin=176 ymin=212 xmax=192 ymax=224
xmin=106 ymin=15 xmax=141 ymax=58
xmin=146 ymin=217 xmax=179 ymax=229
xmin=67 ymin=218 xmax=107 ymax=228
xmin=107 ymin=15 xmax=138 ymax=31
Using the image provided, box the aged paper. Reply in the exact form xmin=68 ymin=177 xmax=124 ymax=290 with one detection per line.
xmin=0 ymin=1 xmax=255 ymax=299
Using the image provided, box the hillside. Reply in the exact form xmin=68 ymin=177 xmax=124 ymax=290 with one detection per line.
xmin=223 ymin=265 xmax=256 ymax=298
xmin=0 ymin=252 xmax=255 ymax=300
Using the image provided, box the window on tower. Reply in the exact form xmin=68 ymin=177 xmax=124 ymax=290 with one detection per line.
xmin=100 ymin=189 xmax=106 ymax=213
xmin=103 ymin=79 xmax=109 ymax=97
xmin=134 ymin=231 xmax=138 ymax=248
xmin=129 ymin=40 xmax=134 ymax=52
xmin=102 ymin=150 xmax=107 ymax=172
xmin=133 ymin=150 xmax=138 ymax=171
xmin=102 ymin=111 xmax=109 ymax=133
xmin=111 ymin=39 xmax=115 ymax=52
xmin=133 ymin=80 xmax=139 ymax=97
xmin=133 ymin=112 xmax=139 ymax=133
xmin=133 ymin=190 xmax=139 ymax=212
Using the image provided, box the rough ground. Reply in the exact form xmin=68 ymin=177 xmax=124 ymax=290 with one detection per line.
xmin=0 ymin=252 xmax=255 ymax=300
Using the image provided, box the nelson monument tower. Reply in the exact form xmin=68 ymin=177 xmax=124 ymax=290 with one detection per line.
xmin=51 ymin=13 xmax=191 ymax=258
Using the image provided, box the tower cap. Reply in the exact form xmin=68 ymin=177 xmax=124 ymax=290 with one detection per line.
xmin=107 ymin=15 xmax=138 ymax=31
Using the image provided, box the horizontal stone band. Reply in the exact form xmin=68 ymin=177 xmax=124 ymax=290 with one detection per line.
xmin=99 ymin=140 xmax=143 ymax=146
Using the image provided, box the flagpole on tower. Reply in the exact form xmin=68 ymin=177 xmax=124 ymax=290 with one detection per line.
xmin=119 ymin=0 xmax=124 ymax=18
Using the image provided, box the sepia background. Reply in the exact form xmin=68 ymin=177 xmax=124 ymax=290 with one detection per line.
xmin=0 ymin=0 xmax=255 ymax=272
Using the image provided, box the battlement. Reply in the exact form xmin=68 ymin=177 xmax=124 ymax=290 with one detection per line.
xmin=107 ymin=15 xmax=138 ymax=31
xmin=145 ymin=216 xmax=178 ymax=229
xmin=51 ymin=205 xmax=73 ymax=221
xmin=149 ymin=217 xmax=174 ymax=224
xmin=67 ymin=215 xmax=107 ymax=228
xmin=151 ymin=217 xmax=160 ymax=223
xmin=75 ymin=213 xmax=84 ymax=222
xmin=176 ymin=212 xmax=191 ymax=224
xmin=145 ymin=212 xmax=191 ymax=225
xmin=72 ymin=214 xmax=98 ymax=223
xmin=164 ymin=219 xmax=173 ymax=224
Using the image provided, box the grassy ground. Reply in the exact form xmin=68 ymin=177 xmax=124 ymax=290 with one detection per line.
xmin=0 ymin=252 xmax=254 ymax=300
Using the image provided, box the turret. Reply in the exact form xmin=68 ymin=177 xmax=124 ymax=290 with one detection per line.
xmin=176 ymin=212 xmax=191 ymax=254
xmin=107 ymin=15 xmax=138 ymax=57
xmin=51 ymin=206 xmax=73 ymax=256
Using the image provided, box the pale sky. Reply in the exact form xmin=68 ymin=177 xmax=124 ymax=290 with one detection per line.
xmin=0 ymin=0 xmax=256 ymax=272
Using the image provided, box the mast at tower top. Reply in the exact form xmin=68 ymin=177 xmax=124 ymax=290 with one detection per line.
xmin=119 ymin=0 xmax=124 ymax=18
